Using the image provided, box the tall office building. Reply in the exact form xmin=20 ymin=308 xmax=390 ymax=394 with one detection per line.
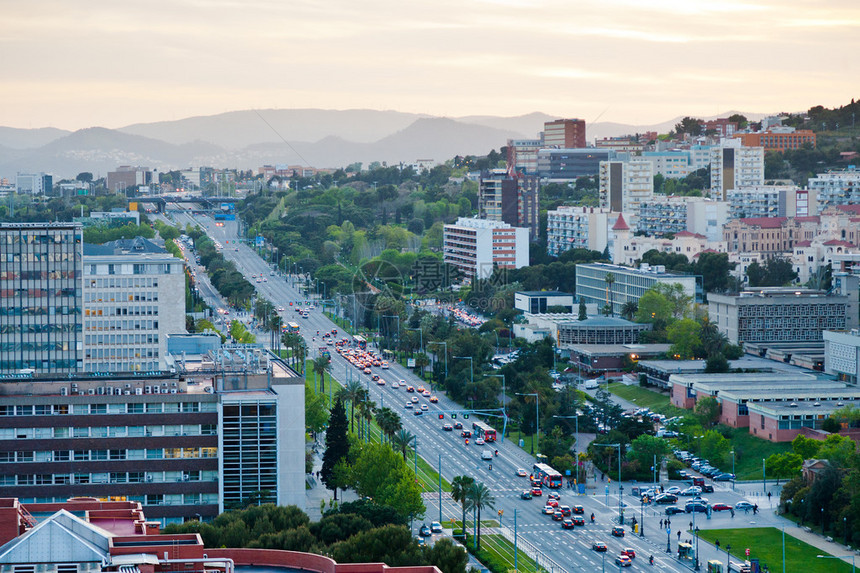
xmin=543 ymin=119 xmax=587 ymax=149
xmin=478 ymin=169 xmax=539 ymax=239
xmin=0 ymin=223 xmax=83 ymax=374
xmin=598 ymin=159 xmax=654 ymax=214
xmin=15 ymin=173 xmax=53 ymax=196
xmin=709 ymin=141 xmax=764 ymax=200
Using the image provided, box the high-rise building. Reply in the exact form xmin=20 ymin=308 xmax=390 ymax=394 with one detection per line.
xmin=82 ymin=238 xmax=186 ymax=372
xmin=598 ymin=159 xmax=654 ymax=214
xmin=546 ymin=206 xmax=615 ymax=257
xmin=15 ymin=173 xmax=52 ymax=195
xmin=709 ymin=141 xmax=764 ymax=200
xmin=506 ymin=139 xmax=542 ymax=174
xmin=443 ymin=218 xmax=529 ymax=280
xmin=478 ymin=169 xmax=539 ymax=239
xmin=0 ymin=223 xmax=83 ymax=375
xmin=543 ymin=119 xmax=586 ymax=149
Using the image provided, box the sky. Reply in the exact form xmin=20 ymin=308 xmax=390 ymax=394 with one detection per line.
xmin=1 ymin=0 xmax=858 ymax=131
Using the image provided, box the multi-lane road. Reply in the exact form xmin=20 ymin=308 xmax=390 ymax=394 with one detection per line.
xmin=171 ymin=211 xmax=779 ymax=572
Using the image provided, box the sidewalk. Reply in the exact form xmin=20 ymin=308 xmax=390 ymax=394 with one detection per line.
xmin=304 ymin=438 xmax=359 ymax=521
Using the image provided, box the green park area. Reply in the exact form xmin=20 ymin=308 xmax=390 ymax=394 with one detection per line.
xmin=697 ymin=527 xmax=856 ymax=573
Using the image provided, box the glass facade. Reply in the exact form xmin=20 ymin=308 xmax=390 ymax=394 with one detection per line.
xmin=0 ymin=224 xmax=83 ymax=373
xmin=221 ymin=400 xmax=278 ymax=509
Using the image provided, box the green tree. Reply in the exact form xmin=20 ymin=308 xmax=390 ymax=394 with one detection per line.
xmin=305 ymin=390 xmax=329 ymax=436
xmin=792 ymin=434 xmax=822 ymax=460
xmin=620 ymin=301 xmax=638 ymax=321
xmin=704 ymin=353 xmax=730 ymax=373
xmin=694 ymin=396 xmax=721 ymax=428
xmin=328 ymin=524 xmax=424 ymax=566
xmin=313 ymin=354 xmax=332 ymax=394
xmin=674 ymin=116 xmax=704 ymax=136
xmin=375 ymin=406 xmax=402 ymax=443
xmin=450 ymin=475 xmax=475 ymax=536
xmin=746 ymin=257 xmax=798 ymax=287
xmin=465 ymin=481 xmax=495 ymax=549
xmin=698 ymin=429 xmax=731 ymax=466
xmin=341 ymin=379 xmax=365 ymax=433
xmin=391 ymin=429 xmax=416 ymax=461
xmin=765 ymin=452 xmax=803 ymax=484
xmin=693 ymin=252 xmax=736 ymax=294
xmin=578 ymin=299 xmax=587 ymax=320
xmin=351 ymin=443 xmax=424 ymax=518
xmin=604 ymin=273 xmax=616 ymax=315
xmin=426 ymin=537 xmax=469 ymax=573
xmin=635 ymin=289 xmax=673 ymax=324
xmin=667 ymin=318 xmax=703 ymax=359
xmin=321 ymin=398 xmax=350 ymax=499
xmin=628 ymin=434 xmax=671 ymax=470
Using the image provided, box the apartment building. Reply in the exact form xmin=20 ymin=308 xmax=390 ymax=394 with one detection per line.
xmin=599 ymin=159 xmax=654 ymax=214
xmin=575 ymin=262 xmax=700 ymax=315
xmin=82 ymin=238 xmax=186 ymax=372
xmin=546 ymin=206 xmax=616 ymax=256
xmin=735 ymin=127 xmax=817 ymax=152
xmin=506 ymin=139 xmax=542 ymax=174
xmin=478 ymin=169 xmax=539 ymax=239
xmin=808 ymin=168 xmax=860 ymax=209
xmin=728 ymin=185 xmax=817 ymax=219
xmin=613 ymin=229 xmax=718 ymax=267
xmin=543 ymin=118 xmax=586 ymax=149
xmin=594 ymin=137 xmax=644 ymax=154
xmin=710 ymin=141 xmax=764 ymax=200
xmin=0 ymin=223 xmax=84 ymax=375
xmin=443 ymin=218 xmax=529 ymax=281
xmin=0 ymin=353 xmax=305 ymax=525
xmin=824 ymin=329 xmax=860 ymax=385
xmin=536 ymin=148 xmax=612 ymax=181
xmin=708 ymin=287 xmax=859 ymax=345
xmin=640 ymin=151 xmax=692 ymax=179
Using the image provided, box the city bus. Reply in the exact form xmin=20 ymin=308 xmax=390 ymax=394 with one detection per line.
xmin=284 ymin=322 xmax=300 ymax=334
xmin=353 ymin=335 xmax=367 ymax=350
xmin=472 ymin=420 xmax=497 ymax=442
xmin=533 ymin=463 xmax=563 ymax=489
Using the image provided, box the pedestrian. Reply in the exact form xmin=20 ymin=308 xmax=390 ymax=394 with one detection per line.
xmin=716 ymin=539 xmax=720 ymax=550
xmin=689 ymin=521 xmax=693 ymax=531
xmin=767 ymin=491 xmax=772 ymax=503
xmin=667 ymin=518 xmax=671 ymax=527
xmin=660 ymin=519 xmax=664 ymax=529
xmin=677 ymin=530 xmax=681 ymax=541
xmin=731 ymin=509 xmax=735 ymax=518
xmin=753 ymin=504 xmax=758 ymax=515
xmin=660 ymin=485 xmax=665 ymax=493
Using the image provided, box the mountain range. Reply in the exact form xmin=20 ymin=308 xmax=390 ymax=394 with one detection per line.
xmin=0 ymin=109 xmax=766 ymax=180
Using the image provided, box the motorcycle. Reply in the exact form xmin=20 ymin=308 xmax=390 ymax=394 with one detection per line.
xmin=649 ymin=556 xmax=654 ymax=565
xmin=590 ymin=513 xmax=595 ymax=523
xmin=494 ymin=450 xmax=499 ymax=456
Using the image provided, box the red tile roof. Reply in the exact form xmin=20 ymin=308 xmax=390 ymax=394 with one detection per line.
xmin=612 ymin=213 xmax=630 ymax=231
xmin=824 ymin=240 xmax=855 ymax=247
xmin=675 ymin=230 xmax=706 ymax=238
xmin=739 ymin=217 xmax=787 ymax=228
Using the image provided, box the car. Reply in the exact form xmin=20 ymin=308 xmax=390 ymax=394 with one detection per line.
xmin=481 ymin=450 xmax=493 ymax=461
xmin=546 ymin=499 xmax=559 ymax=508
xmin=713 ymin=473 xmax=736 ymax=481
xmin=621 ymin=548 xmax=636 ymax=559
xmin=681 ymin=486 xmax=702 ymax=496
xmin=548 ymin=491 xmax=561 ymax=500
xmin=453 ymin=422 xmax=463 ymax=429
xmin=376 ymin=378 xmax=386 ymax=385
xmin=701 ymin=484 xmax=715 ymax=493
xmin=406 ymin=386 xmax=415 ymax=393
xmin=431 ymin=521 xmax=443 ymax=533
xmin=475 ymin=438 xmax=485 ymax=445
xmin=592 ymin=541 xmax=608 ymax=552
xmin=421 ymin=404 xmax=429 ymax=411
xmin=461 ymin=430 xmax=472 ymax=438
xmin=413 ymin=409 xmax=424 ymax=416
xmin=615 ymin=555 xmax=632 ymax=567
xmin=405 ymin=402 xmax=413 ymax=409
xmin=685 ymin=502 xmax=707 ymax=513
xmin=572 ymin=505 xmax=584 ymax=514
xmin=430 ymin=396 xmax=438 ymax=403
xmin=664 ymin=505 xmax=685 ymax=515
xmin=516 ymin=468 xmax=528 ymax=477
xmin=419 ymin=524 xmax=431 ymax=537
xmin=543 ymin=505 xmax=556 ymax=515
xmin=520 ymin=490 xmax=533 ymax=500
xmin=442 ymin=424 xmax=453 ymax=431
xmin=677 ymin=470 xmax=690 ymax=479
xmin=612 ymin=526 xmax=625 ymax=537
xmin=562 ymin=518 xmax=575 ymax=529
xmin=552 ymin=511 xmax=564 ymax=521
xmin=665 ymin=486 xmax=682 ymax=495
xmin=712 ymin=503 xmax=732 ymax=512
xmin=654 ymin=494 xmax=678 ymax=504
xmin=363 ymin=368 xmax=372 ymax=375
xmin=573 ymin=515 xmax=585 ymax=526
xmin=392 ymin=381 xmax=400 ymax=389
xmin=372 ymin=374 xmax=380 ymax=381
xmin=381 ymin=361 xmax=389 ymax=369
xmin=422 ymin=390 xmax=432 ymax=398
xmin=532 ymin=487 xmax=543 ymax=496
xmin=560 ymin=505 xmax=571 ymax=517
xmin=735 ymin=501 xmax=755 ymax=511
xmin=411 ymin=396 xmax=419 ymax=403
xmin=417 ymin=386 xmax=426 ymax=393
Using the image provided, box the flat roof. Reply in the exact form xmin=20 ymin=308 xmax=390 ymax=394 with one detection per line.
xmin=669 ymin=372 xmax=819 ymax=386
xmin=516 ymin=291 xmax=574 ymax=297
xmin=747 ymin=399 xmax=860 ymax=417
xmin=569 ymin=343 xmax=671 ymax=356
xmin=576 ymin=262 xmax=693 ymax=278
xmin=720 ymin=388 xmax=860 ymax=402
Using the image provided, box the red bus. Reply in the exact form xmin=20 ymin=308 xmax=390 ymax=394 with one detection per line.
xmin=353 ymin=335 xmax=367 ymax=350
xmin=472 ymin=420 xmax=497 ymax=442
xmin=533 ymin=463 xmax=563 ymax=489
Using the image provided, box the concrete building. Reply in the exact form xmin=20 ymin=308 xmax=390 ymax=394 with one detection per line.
xmin=613 ymin=229 xmax=720 ymax=268
xmin=514 ymin=291 xmax=575 ymax=314
xmin=443 ymin=217 xmax=529 ymax=281
xmin=727 ymin=185 xmax=817 ymax=219
xmin=107 ymin=167 xmax=154 ymax=193
xmin=568 ymin=343 xmax=671 ymax=375
xmin=594 ymin=137 xmax=644 ymax=154
xmin=82 ymin=238 xmax=186 ymax=373
xmin=687 ymin=198 xmax=731 ymax=242
xmin=506 ymin=138 xmax=542 ymax=174
xmin=735 ymin=127 xmax=817 ymax=152
xmin=635 ymin=196 xmax=729 ymax=241
xmin=808 ymin=167 xmax=860 ymax=209
xmin=710 ymin=141 xmax=764 ymax=200
xmin=478 ymin=169 xmax=539 ymax=239
xmin=0 ymin=352 xmax=304 ymax=524
xmin=556 ymin=316 xmax=651 ymax=346
xmin=15 ymin=173 xmax=52 ymax=196
xmin=640 ymin=151 xmax=692 ymax=179
xmin=575 ymin=262 xmax=701 ymax=315
xmin=543 ymin=118 xmax=587 ymax=149
xmin=0 ymin=223 xmax=84 ymax=375
xmin=536 ymin=148 xmax=612 ymax=181
xmin=791 ymin=238 xmax=860 ymax=285
xmin=546 ymin=206 xmax=618 ymax=256
xmin=707 ymin=286 xmax=860 ymax=346
xmin=599 ymin=159 xmax=654 ymax=214
xmin=824 ymin=329 xmax=860 ymax=384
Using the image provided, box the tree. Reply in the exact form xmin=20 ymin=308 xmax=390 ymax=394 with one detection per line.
xmin=674 ymin=116 xmax=704 ymax=136
xmin=698 ymin=430 xmax=731 ymax=466
xmin=578 ymin=299 xmax=587 ymax=320
xmin=426 ymin=538 xmax=469 ymax=573
xmin=704 ymin=353 xmax=730 ymax=373
xmin=821 ymin=416 xmax=841 ymax=433
xmin=693 ymin=252 xmax=736 ymax=294
xmin=727 ymin=114 xmax=749 ymax=129
xmin=375 ymin=407 xmax=402 ymax=443
xmin=341 ymin=379 xmax=365 ymax=433
xmin=694 ymin=396 xmax=721 ymax=428
xmin=413 ymin=353 xmax=430 ymax=378
xmin=604 ymin=273 xmax=616 ymax=315
xmin=465 ymin=481 xmax=495 ymax=549
xmin=321 ymin=398 xmax=350 ymax=499
xmin=351 ymin=443 xmax=425 ymax=518
xmin=792 ymin=434 xmax=822 ymax=460
xmin=313 ymin=355 xmax=332 ymax=394
xmin=635 ymin=289 xmax=673 ymax=324
xmin=305 ymin=390 xmax=329 ymax=436
xmin=328 ymin=524 xmax=424 ymax=566
xmin=629 ymin=434 xmax=671 ymax=471
xmin=620 ymin=301 xmax=638 ymax=321
xmin=450 ymin=475 xmax=475 ymax=536
xmin=76 ymin=172 xmax=94 ymax=183
xmin=746 ymin=257 xmax=798 ymax=287
xmin=667 ymin=318 xmax=703 ymax=359
xmin=392 ymin=429 xmax=416 ymax=461
xmin=765 ymin=452 xmax=803 ymax=484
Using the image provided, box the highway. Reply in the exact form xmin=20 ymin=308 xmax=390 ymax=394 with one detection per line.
xmin=170 ymin=210 xmax=779 ymax=572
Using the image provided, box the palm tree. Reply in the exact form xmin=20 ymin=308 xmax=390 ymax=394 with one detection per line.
xmin=620 ymin=300 xmax=638 ymax=321
xmin=375 ymin=407 xmax=402 ymax=443
xmin=466 ymin=481 xmax=495 ymax=549
xmin=313 ymin=355 xmax=331 ymax=394
xmin=391 ymin=429 xmax=416 ymax=461
xmin=356 ymin=398 xmax=376 ymax=441
xmin=450 ymin=475 xmax=475 ymax=538
xmin=604 ymin=272 xmax=616 ymax=316
xmin=341 ymin=380 xmax=365 ymax=433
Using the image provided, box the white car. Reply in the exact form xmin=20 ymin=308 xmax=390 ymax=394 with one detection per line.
xmin=680 ymin=486 xmax=702 ymax=496
xmin=475 ymin=438 xmax=485 ymax=445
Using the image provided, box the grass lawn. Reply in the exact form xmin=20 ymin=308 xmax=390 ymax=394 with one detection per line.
xmin=697 ymin=527 xmax=855 ymax=573
xmin=716 ymin=428 xmax=793 ymax=480
xmin=505 ymin=429 xmax=537 ymax=457
xmin=606 ymin=381 xmax=672 ymax=411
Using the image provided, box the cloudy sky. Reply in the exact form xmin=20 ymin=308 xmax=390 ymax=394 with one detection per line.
xmin=2 ymin=0 xmax=857 ymax=130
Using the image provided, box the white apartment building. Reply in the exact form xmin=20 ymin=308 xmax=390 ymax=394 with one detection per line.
xmin=640 ymin=151 xmax=692 ymax=179
xmin=710 ymin=141 xmax=764 ymax=200
xmin=546 ymin=206 xmax=617 ymax=257
xmin=83 ymin=238 xmax=186 ymax=372
xmin=688 ymin=199 xmax=731 ymax=242
xmin=728 ymin=185 xmax=817 ymax=219
xmin=689 ymin=145 xmax=714 ymax=171
xmin=443 ymin=218 xmax=529 ymax=281
xmin=792 ymin=238 xmax=860 ymax=284
xmin=808 ymin=168 xmax=860 ymax=209
xmin=636 ymin=195 xmax=729 ymax=241
xmin=15 ymin=172 xmax=52 ymax=195
xmin=599 ymin=159 xmax=654 ymax=214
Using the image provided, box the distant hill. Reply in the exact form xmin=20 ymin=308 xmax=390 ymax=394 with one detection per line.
xmin=0 ymin=126 xmax=70 ymax=149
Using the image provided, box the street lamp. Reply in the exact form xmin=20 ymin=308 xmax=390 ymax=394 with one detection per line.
xmin=694 ymin=526 xmax=700 ymax=571
xmin=640 ymin=497 xmax=645 ymax=537
xmin=593 ymin=443 xmax=622 ymax=521
xmin=731 ymin=449 xmax=736 ymax=491
xmin=817 ymin=554 xmax=856 ymax=573
xmin=488 ymin=373 xmax=507 ymax=433
xmin=726 ymin=544 xmax=732 ymax=572
xmin=666 ymin=524 xmax=671 ymax=553
xmin=516 ymin=392 xmax=539 ymax=454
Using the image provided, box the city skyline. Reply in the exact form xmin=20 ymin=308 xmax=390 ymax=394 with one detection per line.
xmin=2 ymin=0 xmax=858 ymax=131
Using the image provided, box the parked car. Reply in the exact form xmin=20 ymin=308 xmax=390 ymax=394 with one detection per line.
xmin=685 ymin=501 xmax=708 ymax=513
xmin=680 ymin=486 xmax=702 ymax=496
xmin=713 ymin=473 xmax=736 ymax=481
xmin=665 ymin=486 xmax=682 ymax=495
xmin=654 ymin=493 xmax=678 ymax=504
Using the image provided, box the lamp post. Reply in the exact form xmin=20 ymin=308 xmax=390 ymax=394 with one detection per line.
xmin=726 ymin=544 xmax=731 ymax=572
xmin=666 ymin=524 xmax=671 ymax=553
xmin=731 ymin=449 xmax=736 ymax=491
xmin=694 ymin=526 xmax=700 ymax=571
xmin=593 ymin=443 xmax=622 ymax=521
xmin=516 ymin=392 xmax=539 ymax=454
xmin=817 ymin=554 xmax=856 ymax=573
xmin=382 ymin=315 xmax=401 ymax=357
xmin=489 ymin=373 xmax=507 ymax=432
xmin=640 ymin=497 xmax=645 ymax=537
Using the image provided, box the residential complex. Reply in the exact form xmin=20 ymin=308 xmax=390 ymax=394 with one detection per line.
xmin=807 ymin=167 xmax=860 ymax=209
xmin=598 ymin=158 xmax=654 ymax=214
xmin=709 ymin=142 xmax=764 ymax=200
xmin=506 ymin=138 xmax=542 ymax=174
xmin=0 ymin=223 xmax=84 ymax=375
xmin=443 ymin=217 xmax=529 ymax=281
xmin=477 ymin=169 xmax=539 ymax=239
xmin=727 ymin=185 xmax=816 ymax=219
xmin=575 ymin=262 xmax=700 ymax=315
xmin=824 ymin=329 xmax=860 ymax=385
xmin=635 ymin=195 xmax=729 ymax=240
xmin=546 ymin=206 xmax=618 ymax=256
xmin=640 ymin=151 xmax=693 ymax=179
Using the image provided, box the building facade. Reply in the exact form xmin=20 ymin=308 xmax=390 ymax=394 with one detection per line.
xmin=15 ymin=173 xmax=53 ymax=196
xmin=735 ymin=128 xmax=817 ymax=152
xmin=575 ymin=262 xmax=700 ymax=315
xmin=598 ymin=159 xmax=654 ymax=214
xmin=106 ymin=167 xmax=154 ymax=193
xmin=727 ymin=185 xmax=817 ymax=219
xmin=506 ymin=139 xmax=542 ymax=174
xmin=82 ymin=238 xmax=186 ymax=372
xmin=536 ymin=148 xmax=612 ymax=181
xmin=0 ymin=223 xmax=83 ymax=375
xmin=709 ymin=142 xmax=764 ymax=200
xmin=443 ymin=218 xmax=529 ymax=281
xmin=808 ymin=168 xmax=860 ymax=209
xmin=640 ymin=151 xmax=692 ymax=179
xmin=546 ymin=206 xmax=615 ymax=256
xmin=543 ymin=118 xmax=586 ymax=149
xmin=824 ymin=329 xmax=860 ymax=385
xmin=477 ymin=170 xmax=539 ymax=239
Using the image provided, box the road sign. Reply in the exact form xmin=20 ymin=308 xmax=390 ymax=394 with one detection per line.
xmin=745 ymin=548 xmax=750 ymax=556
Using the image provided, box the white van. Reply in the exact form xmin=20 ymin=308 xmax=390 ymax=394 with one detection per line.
xmin=584 ymin=379 xmax=600 ymax=390
xmin=481 ymin=450 xmax=494 ymax=461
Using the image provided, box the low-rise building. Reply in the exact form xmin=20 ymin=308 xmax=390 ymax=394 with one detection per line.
xmin=808 ymin=167 xmax=860 ymax=209
xmin=568 ymin=343 xmax=671 ymax=375
xmin=575 ymin=262 xmax=701 ymax=315
xmin=824 ymin=329 xmax=860 ymax=384
xmin=735 ymin=127 xmax=817 ymax=152
xmin=443 ymin=217 xmax=529 ymax=281
xmin=514 ymin=291 xmax=575 ymax=314
xmin=556 ymin=316 xmax=651 ymax=347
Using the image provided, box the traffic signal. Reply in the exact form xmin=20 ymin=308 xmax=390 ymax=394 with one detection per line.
xmin=438 ymin=414 xmax=444 ymax=419
xmin=463 ymin=412 xmax=470 ymax=419
xmin=451 ymin=413 xmax=457 ymax=419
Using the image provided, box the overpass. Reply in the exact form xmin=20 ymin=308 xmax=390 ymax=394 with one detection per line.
xmin=130 ymin=196 xmax=239 ymax=213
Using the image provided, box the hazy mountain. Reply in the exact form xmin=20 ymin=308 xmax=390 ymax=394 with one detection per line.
xmin=456 ymin=112 xmax=555 ymax=138
xmin=0 ymin=126 xmax=70 ymax=149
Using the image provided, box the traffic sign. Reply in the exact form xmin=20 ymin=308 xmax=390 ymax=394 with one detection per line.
xmin=745 ymin=548 xmax=750 ymax=556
